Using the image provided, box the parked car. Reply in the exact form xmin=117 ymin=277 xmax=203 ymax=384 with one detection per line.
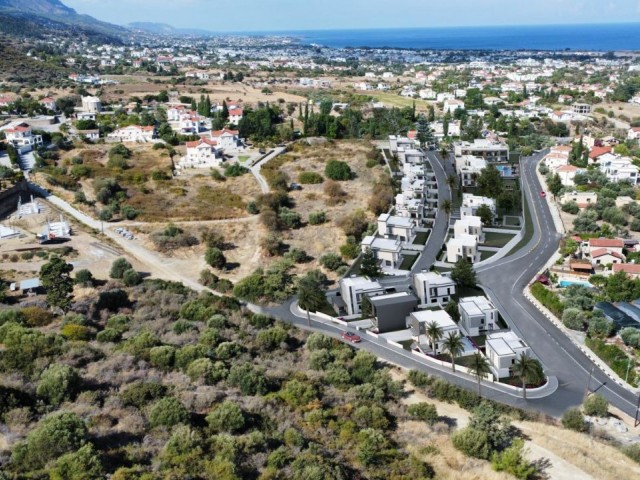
xmin=341 ymin=331 xmax=361 ymax=343
xmin=289 ymin=183 xmax=302 ymax=191
xmin=540 ymin=191 xmax=546 ymax=198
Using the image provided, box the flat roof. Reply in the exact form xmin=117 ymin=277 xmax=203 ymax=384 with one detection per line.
xmin=370 ymin=292 xmax=418 ymax=307
xmin=20 ymin=278 xmax=41 ymax=289
xmin=487 ymin=331 xmax=528 ymax=355
xmin=341 ymin=276 xmax=382 ymax=289
xmin=410 ymin=309 xmax=457 ymax=329
xmin=487 ymin=337 xmax=514 ymax=356
xmin=414 ymin=272 xmax=455 ymax=285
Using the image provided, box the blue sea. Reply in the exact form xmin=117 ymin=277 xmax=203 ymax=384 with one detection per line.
xmin=268 ymin=24 xmax=640 ymax=51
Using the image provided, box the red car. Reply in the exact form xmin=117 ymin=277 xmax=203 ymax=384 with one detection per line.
xmin=341 ymin=331 xmax=361 ymax=343
xmin=540 ymin=191 xmax=546 ymax=198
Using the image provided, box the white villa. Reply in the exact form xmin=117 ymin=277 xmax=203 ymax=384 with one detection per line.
xmin=377 ymin=213 xmax=415 ymax=243
xmin=339 ymin=276 xmax=385 ymax=316
xmin=461 ymin=193 xmax=497 ymax=218
xmin=413 ymin=272 xmax=456 ymax=308
xmin=177 ymin=138 xmax=223 ymax=169
xmin=453 ymin=216 xmax=484 ymax=243
xmin=597 ymin=154 xmax=640 ymax=185
xmin=456 ymin=155 xmax=487 ymax=186
xmin=2 ymin=122 xmax=43 ymax=152
xmin=81 ymin=95 xmax=102 ymax=112
xmin=107 ymin=125 xmax=155 ymax=143
xmin=458 ymin=296 xmax=498 ymax=337
xmin=409 ymin=310 xmax=460 ymax=354
xmin=361 ymin=236 xmax=403 ymax=269
xmin=446 ymin=234 xmax=479 ymax=264
xmin=211 ymin=128 xmax=242 ymax=150
xmin=486 ymin=331 xmax=531 ymax=378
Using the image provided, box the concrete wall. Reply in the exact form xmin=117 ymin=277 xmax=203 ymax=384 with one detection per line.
xmin=0 ymin=181 xmax=29 ymax=218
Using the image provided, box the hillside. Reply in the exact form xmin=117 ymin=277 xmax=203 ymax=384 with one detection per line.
xmin=0 ymin=39 xmax=69 ymax=84
xmin=0 ymin=0 xmax=128 ymax=43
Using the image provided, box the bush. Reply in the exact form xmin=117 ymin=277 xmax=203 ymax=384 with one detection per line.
xmin=37 ymin=364 xmax=81 ymax=406
xmin=21 ymin=306 xmax=54 ymax=327
xmin=491 ymin=439 xmax=537 ymax=479
xmin=148 ymin=397 xmax=189 ymax=427
xmin=324 ymin=159 xmax=352 ymax=180
xmin=308 ymin=211 xmax=326 ymax=225
xmin=206 ymin=401 xmax=245 ymax=433
xmin=298 ymin=171 xmax=324 ymax=184
xmin=74 ymin=269 xmax=94 ymax=286
xmin=562 ymin=308 xmax=586 ymax=331
xmin=407 ymin=370 xmax=432 ymax=388
xmin=205 ymin=247 xmax=227 ymax=269
xmin=110 ymin=258 xmax=132 ymax=279
xmin=323 ymin=180 xmax=346 ymax=203
xmin=530 ymin=282 xmax=564 ymax=317
xmin=96 ymin=328 xmax=122 ymax=343
xmin=224 ymin=163 xmax=249 ymax=177
xmin=452 ymin=428 xmax=491 ymax=459
xmin=562 ymin=407 xmax=588 ymax=432
xmin=122 ymin=268 xmax=142 ymax=287
xmin=407 ymin=402 xmax=438 ymax=425
xmin=284 ymin=248 xmax=309 ymax=263
xmin=11 ymin=412 xmax=87 ymax=472
xmin=51 ymin=443 xmax=104 ymax=480
xmin=319 ymin=252 xmax=344 ymax=271
xmin=623 ymin=443 xmax=640 ymax=464
xmin=227 ymin=363 xmax=269 ymax=395
xmin=340 ymin=241 xmax=360 ymax=260
xmin=256 ymin=325 xmax=289 ymax=351
xmin=306 ymin=332 xmax=334 ymax=351
xmin=120 ymin=382 xmax=166 ymax=408
xmin=61 ymin=324 xmax=93 ymax=341
xmin=210 ymin=168 xmax=225 ymax=182
xmin=620 ymin=327 xmax=640 ymax=348
xmin=278 ymin=207 xmax=302 ymax=229
xmin=583 ymin=394 xmax=609 ymax=417
xmin=561 ymin=201 xmax=580 ymax=215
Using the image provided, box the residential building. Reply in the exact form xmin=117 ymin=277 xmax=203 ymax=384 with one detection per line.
xmin=572 ymin=103 xmax=592 ymax=114
xmin=597 ymin=155 xmax=640 ymax=185
xmin=486 ymin=331 xmax=531 ymax=378
xmin=458 ymin=296 xmax=498 ymax=336
xmin=370 ymin=292 xmax=418 ymax=333
xmin=39 ymin=97 xmax=57 ymax=111
xmin=377 ymin=213 xmax=415 ymax=243
xmin=413 ymin=272 xmax=456 ymax=307
xmin=446 ymin=234 xmax=479 ymax=264
xmin=443 ymin=98 xmax=465 ymax=114
xmin=339 ymin=276 xmax=385 ymax=316
xmin=76 ymin=111 xmax=97 ymax=121
xmin=460 ymin=193 xmax=496 ymax=218
xmin=628 ymin=127 xmax=640 ymax=141
xmin=456 ymin=155 xmax=487 ymax=186
xmin=361 ymin=236 xmax=403 ymax=269
xmin=454 ymin=139 xmax=509 ymax=163
xmin=590 ymin=249 xmax=625 ymax=267
xmin=2 ymin=122 xmax=43 ymax=152
xmin=561 ymin=191 xmax=597 ymax=209
xmin=107 ymin=125 xmax=155 ymax=143
xmin=555 ymin=165 xmax=582 ymax=187
xmin=81 ymin=95 xmax=102 ymax=112
xmin=409 ymin=310 xmax=460 ymax=354
xmin=453 ymin=216 xmax=484 ymax=243
xmin=228 ymin=107 xmax=243 ymax=125
xmin=178 ymin=138 xmax=222 ymax=169
xmin=584 ymin=238 xmax=625 ymax=259
xmin=211 ymin=128 xmax=242 ymax=150
xmin=612 ymin=264 xmax=640 ymax=279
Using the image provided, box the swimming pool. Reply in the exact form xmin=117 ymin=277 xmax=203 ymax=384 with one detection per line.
xmin=496 ymin=165 xmax=513 ymax=176
xmin=559 ymin=280 xmax=592 ymax=288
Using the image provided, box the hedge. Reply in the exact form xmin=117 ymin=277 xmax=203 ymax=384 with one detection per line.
xmin=530 ymin=282 xmax=564 ymax=317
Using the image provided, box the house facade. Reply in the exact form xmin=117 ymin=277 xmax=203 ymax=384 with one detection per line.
xmin=458 ymin=296 xmax=498 ymax=336
xmin=339 ymin=276 xmax=385 ymax=316
xmin=107 ymin=125 xmax=156 ymax=143
xmin=486 ymin=331 xmax=531 ymax=378
xmin=361 ymin=236 xmax=403 ymax=269
xmin=413 ymin=272 xmax=456 ymax=307
xmin=453 ymin=216 xmax=484 ymax=243
xmin=377 ymin=213 xmax=415 ymax=243
xmin=409 ymin=310 xmax=460 ymax=354
xmin=460 ymin=193 xmax=496 ymax=218
xmin=370 ymin=292 xmax=418 ymax=333
xmin=446 ymin=234 xmax=479 ymax=264
xmin=178 ymin=138 xmax=223 ymax=169
xmin=3 ymin=122 xmax=43 ymax=152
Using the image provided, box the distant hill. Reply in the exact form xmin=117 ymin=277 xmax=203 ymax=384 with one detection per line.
xmin=129 ymin=21 xmax=217 ymax=37
xmin=0 ymin=0 xmax=129 ymax=43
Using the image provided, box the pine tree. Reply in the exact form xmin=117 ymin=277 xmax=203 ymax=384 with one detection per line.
xmin=416 ymin=113 xmax=431 ymax=148
xmin=360 ymin=248 xmax=382 ymax=279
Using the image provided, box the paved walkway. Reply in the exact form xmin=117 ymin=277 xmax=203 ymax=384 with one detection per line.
xmin=249 ymin=147 xmax=286 ymax=193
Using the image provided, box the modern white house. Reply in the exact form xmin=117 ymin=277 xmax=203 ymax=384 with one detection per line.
xmin=460 ymin=193 xmax=497 ymax=218
xmin=597 ymin=155 xmax=640 ymax=185
xmin=446 ymin=234 xmax=479 ymax=264
xmin=107 ymin=125 xmax=155 ymax=143
xmin=413 ymin=272 xmax=456 ymax=307
xmin=443 ymin=98 xmax=465 ymax=114
xmin=453 ymin=216 xmax=484 ymax=243
xmin=409 ymin=310 xmax=460 ymax=354
xmin=486 ymin=331 xmax=531 ymax=378
xmin=454 ymin=139 xmax=509 ymax=163
xmin=456 ymin=155 xmax=487 ymax=186
xmin=339 ymin=276 xmax=385 ymax=316
xmin=561 ymin=191 xmax=597 ymax=209
xmin=458 ymin=296 xmax=498 ymax=337
xmin=377 ymin=213 xmax=415 ymax=243
xmin=361 ymin=236 xmax=403 ymax=269
xmin=2 ymin=122 xmax=43 ymax=152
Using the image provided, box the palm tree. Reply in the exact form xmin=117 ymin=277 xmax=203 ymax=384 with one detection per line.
xmin=425 ymin=320 xmax=444 ymax=354
xmin=469 ymin=353 xmax=492 ymax=396
xmin=446 ymin=174 xmax=457 ymax=190
xmin=440 ymin=199 xmax=452 ymax=217
xmin=297 ymin=275 xmax=326 ymax=327
xmin=442 ymin=332 xmax=464 ymax=372
xmin=512 ymin=353 xmax=540 ymax=400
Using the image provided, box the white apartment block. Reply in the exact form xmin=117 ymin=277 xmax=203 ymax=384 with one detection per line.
xmin=413 ymin=272 xmax=456 ymax=307
xmin=454 ymin=139 xmax=509 ymax=163
xmin=597 ymin=156 xmax=640 ymax=185
xmin=107 ymin=125 xmax=155 ymax=143
xmin=446 ymin=234 xmax=479 ymax=264
xmin=456 ymin=155 xmax=487 ymax=186
xmin=458 ymin=296 xmax=498 ymax=337
xmin=486 ymin=331 xmax=531 ymax=378
xmin=339 ymin=276 xmax=385 ymax=316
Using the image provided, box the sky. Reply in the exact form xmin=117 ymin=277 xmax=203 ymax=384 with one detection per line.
xmin=64 ymin=0 xmax=640 ymax=32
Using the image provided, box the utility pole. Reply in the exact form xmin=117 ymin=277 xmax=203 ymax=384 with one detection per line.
xmin=585 ymin=365 xmax=594 ymax=397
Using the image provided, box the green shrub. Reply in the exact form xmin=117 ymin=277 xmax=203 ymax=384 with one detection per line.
xmin=205 ymin=247 xmax=227 ymax=269
xmin=206 ymin=401 xmax=245 ymax=433
xmin=324 ymin=159 xmax=352 ymax=181
xmin=530 ymin=282 xmax=564 ymax=317
xmin=122 ymin=268 xmax=142 ymax=287
xmin=20 ymin=306 xmax=54 ymax=327
xmin=110 ymin=258 xmax=133 ymax=279
xmin=172 ymin=319 xmax=195 ymax=335
xmin=452 ymin=427 xmax=491 ymax=459
xmin=623 ymin=443 xmax=640 ymax=464
xmin=583 ymin=394 xmax=609 ymax=417
xmin=298 ymin=171 xmax=324 ymax=184
xmin=256 ymin=325 xmax=288 ymax=351
xmin=96 ymin=328 xmax=122 ymax=343
xmin=562 ymin=407 xmax=588 ymax=432
xmin=407 ymin=402 xmax=438 ymax=425
xmin=308 ymin=211 xmax=327 ymax=225
xmin=227 ymin=363 xmax=270 ymax=395
xmin=61 ymin=324 xmax=93 ymax=341
xmin=120 ymin=382 xmax=166 ymax=408
xmin=340 ymin=241 xmax=359 ymax=259
xmin=51 ymin=443 xmax=104 ymax=480
xmin=148 ymin=397 xmax=189 ymax=427
xmin=224 ymin=163 xmax=249 ymax=177
xmin=74 ymin=269 xmax=94 ymax=286
xmin=37 ymin=364 xmax=81 ymax=406
xmin=491 ymin=439 xmax=537 ymax=479
xmin=319 ymin=252 xmax=344 ymax=271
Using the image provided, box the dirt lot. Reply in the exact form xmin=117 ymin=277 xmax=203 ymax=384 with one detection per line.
xmin=390 ymin=369 xmax=640 ymax=480
xmin=33 ymin=143 xmax=261 ymax=222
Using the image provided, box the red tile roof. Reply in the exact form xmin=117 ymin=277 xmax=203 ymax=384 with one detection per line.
xmin=591 ymin=248 xmax=624 ymax=260
xmin=589 ymin=146 xmax=612 ymax=159
xmin=186 ymin=138 xmax=218 ymax=148
xmin=557 ymin=165 xmax=578 ymax=172
xmin=613 ymin=264 xmax=640 ymax=275
xmin=589 ymin=238 xmax=624 ymax=248
xmin=211 ymin=128 xmax=239 ymax=137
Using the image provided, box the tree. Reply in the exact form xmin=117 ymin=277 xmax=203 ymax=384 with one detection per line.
xmin=425 ymin=320 xmax=444 ymax=354
xmin=37 ymin=364 xmax=81 ymax=406
xmin=360 ymin=247 xmax=382 ymax=278
xmin=51 ymin=444 xmax=104 ymax=480
xmin=148 ymin=397 xmax=189 ymax=427
xmin=74 ymin=269 xmax=94 ymax=287
xmin=122 ymin=269 xmax=142 ymax=287
xmin=440 ymin=199 xmax=452 ymax=216
xmin=205 ymin=247 xmax=227 ymax=270
xmin=206 ymin=401 xmax=245 ymax=433
xmin=442 ymin=332 xmax=464 ymax=371
xmin=297 ymin=273 xmax=326 ymax=326
xmin=491 ymin=439 xmax=537 ymax=480
xmin=547 ymin=173 xmax=563 ymax=197
xmin=360 ymin=294 xmax=373 ymax=319
xmin=110 ymin=258 xmax=132 ymax=279
xmin=407 ymin=402 xmax=438 ymax=425
xmin=416 ymin=113 xmax=431 ymax=148
xmin=446 ymin=174 xmax=457 ymax=190
xmin=40 ymin=256 xmax=74 ymax=310
xmin=469 ymin=353 xmax=491 ymax=395
xmin=452 ymin=427 xmax=491 ymax=459
xmin=469 ymin=401 xmax=513 ymax=451
xmin=451 ymin=258 xmax=477 ymax=288
xmin=512 ymin=354 xmax=542 ymax=400
xmin=477 ymin=165 xmax=504 ymax=198
xmin=476 ymin=204 xmax=494 ymax=226
xmin=583 ymin=393 xmax=609 ymax=417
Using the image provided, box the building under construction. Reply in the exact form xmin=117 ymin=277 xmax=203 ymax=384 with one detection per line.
xmin=36 ymin=215 xmax=71 ymax=243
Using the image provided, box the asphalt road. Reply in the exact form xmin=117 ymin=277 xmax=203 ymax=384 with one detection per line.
xmin=477 ymin=152 xmax=640 ymax=418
